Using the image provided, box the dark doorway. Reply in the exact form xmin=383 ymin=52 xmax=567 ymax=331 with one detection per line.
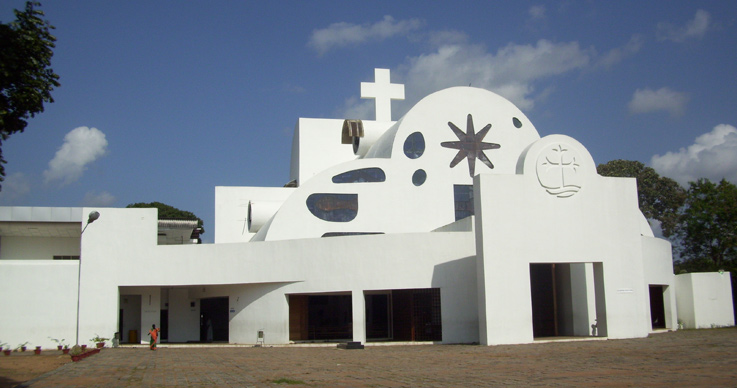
xmin=200 ymin=297 xmax=229 ymax=342
xmin=649 ymin=285 xmax=666 ymax=329
xmin=160 ymin=310 xmax=168 ymax=341
xmin=366 ymin=293 xmax=390 ymax=340
xmin=118 ymin=309 xmax=124 ymax=342
xmin=392 ymin=288 xmax=442 ymax=342
xmin=530 ymin=264 xmax=557 ymax=337
xmin=288 ymin=294 xmax=353 ymax=341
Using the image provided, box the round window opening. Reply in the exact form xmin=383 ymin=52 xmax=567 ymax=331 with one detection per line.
xmin=512 ymin=117 xmax=523 ymax=128
xmin=412 ymin=169 xmax=427 ymax=186
xmin=403 ymin=132 xmax=425 ymax=159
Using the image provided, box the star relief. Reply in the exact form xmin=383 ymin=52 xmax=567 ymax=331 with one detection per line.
xmin=441 ymin=114 xmax=501 ymax=177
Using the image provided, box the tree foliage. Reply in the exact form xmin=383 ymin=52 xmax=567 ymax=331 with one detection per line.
xmin=0 ymin=1 xmax=60 ymax=186
xmin=597 ymin=159 xmax=686 ymax=237
xmin=126 ymin=202 xmax=205 ymax=235
xmin=676 ymin=179 xmax=737 ymax=269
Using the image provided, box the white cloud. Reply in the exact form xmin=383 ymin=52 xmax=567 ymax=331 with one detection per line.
xmin=308 ymin=15 xmax=423 ymax=55
xmin=650 ymin=124 xmax=737 ymax=186
xmin=0 ymin=172 xmax=31 ymax=203
xmin=657 ymin=9 xmax=710 ymax=42
xmin=339 ymin=96 xmax=375 ymax=120
xmin=628 ymin=87 xmax=689 ymax=117
xmin=340 ymin=39 xmax=590 ymax=119
xmin=402 ymin=39 xmax=590 ymax=112
xmin=529 ymin=5 xmax=546 ymax=20
xmin=594 ymin=35 xmax=643 ymax=69
xmin=44 ymin=126 xmax=108 ymax=186
xmin=331 ymin=25 xmax=645 ymax=119
xmin=82 ymin=191 xmax=116 ymax=207
xmin=428 ymin=30 xmax=469 ymax=47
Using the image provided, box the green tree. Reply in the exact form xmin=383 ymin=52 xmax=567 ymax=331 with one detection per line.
xmin=676 ymin=178 xmax=737 ymax=269
xmin=126 ymin=202 xmax=205 ymax=235
xmin=597 ymin=159 xmax=686 ymax=237
xmin=0 ymin=1 xmax=60 ymax=187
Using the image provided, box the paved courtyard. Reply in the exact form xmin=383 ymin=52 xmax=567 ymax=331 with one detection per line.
xmin=10 ymin=328 xmax=737 ymax=387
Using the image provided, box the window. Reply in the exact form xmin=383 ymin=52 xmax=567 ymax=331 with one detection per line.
xmin=321 ymin=232 xmax=384 ymax=237
xmin=513 ymin=117 xmax=522 ymax=128
xmin=332 ymin=168 xmax=386 ymax=183
xmin=53 ymin=255 xmax=80 ymax=260
xmin=403 ymin=132 xmax=425 ymax=159
xmin=453 ymin=185 xmax=474 ymax=221
xmin=412 ymin=169 xmax=426 ymax=186
xmin=306 ymin=194 xmax=358 ymax=222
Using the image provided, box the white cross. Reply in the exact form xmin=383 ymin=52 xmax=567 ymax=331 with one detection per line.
xmin=361 ymin=68 xmax=405 ymax=122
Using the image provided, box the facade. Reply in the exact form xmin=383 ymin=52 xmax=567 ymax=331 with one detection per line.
xmin=1 ymin=69 xmax=733 ymax=349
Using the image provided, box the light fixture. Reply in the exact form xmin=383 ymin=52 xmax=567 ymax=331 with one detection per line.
xmin=77 ymin=210 xmax=100 ymax=345
xmin=87 ymin=211 xmax=100 ymax=224
xmin=81 ymin=211 xmax=100 ymax=234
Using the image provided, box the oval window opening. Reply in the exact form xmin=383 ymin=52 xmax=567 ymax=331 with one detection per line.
xmin=306 ymin=193 xmax=358 ymax=222
xmin=332 ymin=168 xmax=386 ymax=183
xmin=512 ymin=117 xmax=523 ymax=128
xmin=403 ymin=132 xmax=425 ymax=159
xmin=412 ymin=169 xmax=427 ymax=186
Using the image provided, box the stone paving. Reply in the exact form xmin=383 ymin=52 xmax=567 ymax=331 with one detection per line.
xmin=17 ymin=328 xmax=737 ymax=387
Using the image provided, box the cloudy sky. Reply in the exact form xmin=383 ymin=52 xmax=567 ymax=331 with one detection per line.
xmin=1 ymin=1 xmax=735 ymax=242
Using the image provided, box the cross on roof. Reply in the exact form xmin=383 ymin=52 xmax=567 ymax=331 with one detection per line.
xmin=361 ymin=68 xmax=405 ymax=122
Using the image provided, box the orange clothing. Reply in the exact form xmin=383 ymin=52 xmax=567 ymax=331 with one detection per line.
xmin=148 ymin=327 xmax=160 ymax=350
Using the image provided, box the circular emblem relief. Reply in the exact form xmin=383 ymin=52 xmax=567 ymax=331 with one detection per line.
xmin=536 ymin=143 xmax=583 ymax=198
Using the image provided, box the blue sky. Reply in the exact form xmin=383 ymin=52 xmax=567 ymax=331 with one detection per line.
xmin=1 ymin=1 xmax=736 ymax=242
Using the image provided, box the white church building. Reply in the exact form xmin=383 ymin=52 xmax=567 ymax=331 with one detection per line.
xmin=1 ymin=69 xmax=734 ymax=348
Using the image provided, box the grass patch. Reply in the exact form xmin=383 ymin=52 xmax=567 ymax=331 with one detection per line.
xmin=272 ymin=377 xmax=305 ymax=385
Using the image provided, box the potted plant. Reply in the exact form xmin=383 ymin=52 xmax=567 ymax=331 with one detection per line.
xmin=49 ymin=337 xmax=66 ymax=350
xmin=69 ymin=345 xmax=83 ymax=362
xmin=62 ymin=344 xmax=70 ymax=355
xmin=16 ymin=342 xmax=28 ymax=352
xmin=0 ymin=342 xmax=9 ymax=356
xmin=90 ymin=334 xmax=109 ymax=349
xmin=34 ymin=346 xmax=42 ymax=355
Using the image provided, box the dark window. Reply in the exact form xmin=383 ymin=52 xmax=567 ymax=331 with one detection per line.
xmin=53 ymin=255 xmax=80 ymax=260
xmin=403 ymin=132 xmax=425 ymax=159
xmin=513 ymin=117 xmax=522 ymax=128
xmin=453 ymin=185 xmax=474 ymax=221
xmin=307 ymin=194 xmax=358 ymax=222
xmin=321 ymin=232 xmax=384 ymax=237
xmin=332 ymin=168 xmax=386 ymax=183
xmin=412 ymin=169 xmax=426 ymax=186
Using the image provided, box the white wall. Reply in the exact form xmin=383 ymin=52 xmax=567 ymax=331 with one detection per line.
xmin=289 ymin=118 xmax=363 ymax=186
xmin=642 ymin=236 xmax=677 ymax=330
xmin=676 ymin=272 xmax=735 ymax=329
xmin=1 ymin=236 xmax=80 ymax=260
xmin=0 ymin=206 xmax=82 ymax=222
xmin=214 ymin=186 xmax=295 ymax=243
xmin=229 ymin=284 xmax=291 ymax=345
xmin=475 ymin=135 xmax=653 ymax=345
xmin=140 ymin=288 xmax=161 ymax=344
xmin=119 ymin=294 xmax=141 ymax=343
xmin=168 ymin=288 xmax=199 ymax=342
xmin=66 ymin=206 xmax=479 ymax=345
xmin=0 ymin=261 xmax=79 ymax=349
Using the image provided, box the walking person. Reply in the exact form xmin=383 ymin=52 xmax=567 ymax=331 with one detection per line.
xmin=148 ymin=324 xmax=160 ymax=350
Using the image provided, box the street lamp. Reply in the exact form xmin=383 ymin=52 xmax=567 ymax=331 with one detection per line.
xmin=76 ymin=210 xmax=100 ymax=345
xmin=81 ymin=211 xmax=100 ymax=234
